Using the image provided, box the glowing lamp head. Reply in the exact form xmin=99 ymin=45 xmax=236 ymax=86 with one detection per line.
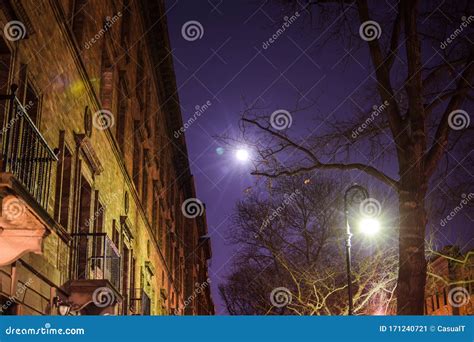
xmin=359 ymin=217 xmax=381 ymax=236
xmin=235 ymin=149 xmax=249 ymax=162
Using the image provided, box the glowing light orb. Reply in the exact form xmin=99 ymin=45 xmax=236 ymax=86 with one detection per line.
xmin=359 ymin=218 xmax=381 ymax=236
xmin=235 ymin=149 xmax=249 ymax=162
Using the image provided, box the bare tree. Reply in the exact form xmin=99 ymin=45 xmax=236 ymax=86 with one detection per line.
xmin=219 ymin=175 xmax=398 ymax=315
xmin=237 ymin=0 xmax=473 ymax=314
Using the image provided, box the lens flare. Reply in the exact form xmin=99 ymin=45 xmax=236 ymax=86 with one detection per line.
xmin=235 ymin=149 xmax=249 ymax=162
xmin=359 ymin=218 xmax=380 ymax=236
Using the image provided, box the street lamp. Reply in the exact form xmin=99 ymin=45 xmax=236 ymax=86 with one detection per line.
xmin=358 ymin=217 xmax=381 ymax=236
xmin=343 ymin=184 xmax=381 ymax=315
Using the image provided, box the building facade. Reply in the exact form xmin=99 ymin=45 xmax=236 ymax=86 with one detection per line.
xmin=424 ymin=246 xmax=473 ymax=316
xmin=364 ymin=246 xmax=473 ymax=316
xmin=0 ymin=0 xmax=213 ymax=315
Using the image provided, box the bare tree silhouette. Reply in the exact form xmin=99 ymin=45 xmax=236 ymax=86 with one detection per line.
xmin=237 ymin=0 xmax=473 ymax=314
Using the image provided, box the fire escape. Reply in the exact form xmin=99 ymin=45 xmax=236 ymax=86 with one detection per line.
xmin=0 ymin=84 xmax=57 ymax=266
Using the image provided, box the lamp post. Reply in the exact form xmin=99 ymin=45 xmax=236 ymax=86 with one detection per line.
xmin=343 ymin=184 xmax=369 ymax=315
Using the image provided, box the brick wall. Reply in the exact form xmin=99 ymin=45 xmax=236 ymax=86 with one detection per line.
xmin=0 ymin=0 xmax=213 ymax=316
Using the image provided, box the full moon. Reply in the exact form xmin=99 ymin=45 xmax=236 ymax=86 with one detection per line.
xmin=235 ymin=149 xmax=249 ymax=162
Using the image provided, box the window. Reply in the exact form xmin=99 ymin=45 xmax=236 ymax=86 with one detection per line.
xmin=152 ymin=184 xmax=158 ymax=239
xmin=93 ymin=194 xmax=104 ymax=234
xmin=122 ymin=244 xmax=130 ymax=315
xmin=0 ymin=37 xmax=12 ymax=95
xmin=144 ymin=79 xmax=151 ymax=136
xmin=92 ymin=192 xmax=105 ymax=265
xmin=142 ymin=291 xmax=151 ymax=315
xmin=18 ymin=65 xmax=40 ymax=125
xmin=158 ymin=199 xmax=164 ymax=247
xmin=142 ymin=149 xmax=149 ymax=211
xmin=78 ymin=176 xmax=92 ymax=232
xmin=76 ymin=175 xmax=92 ymax=277
xmin=54 ymin=132 xmax=73 ymax=230
xmin=112 ymin=219 xmax=120 ymax=248
xmin=24 ymin=80 xmax=39 ymax=124
xmin=120 ymin=0 xmax=131 ymax=62
xmin=99 ymin=50 xmax=114 ymax=111
xmin=135 ymin=47 xmax=144 ymax=108
xmin=116 ymin=72 xmax=128 ymax=152
xmin=132 ymin=120 xmax=141 ymax=192
xmin=130 ymin=255 xmax=136 ymax=311
xmin=71 ymin=0 xmax=88 ymax=45
xmin=165 ymin=222 xmax=172 ymax=266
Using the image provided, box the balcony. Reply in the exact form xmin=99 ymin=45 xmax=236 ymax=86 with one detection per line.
xmin=0 ymin=85 xmax=58 ymax=266
xmin=64 ymin=233 xmax=122 ymax=315
xmin=0 ymin=85 xmax=57 ymax=207
xmin=129 ymin=288 xmax=151 ymax=315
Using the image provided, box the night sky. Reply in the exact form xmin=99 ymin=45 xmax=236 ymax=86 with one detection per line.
xmin=163 ymin=0 xmax=473 ymax=314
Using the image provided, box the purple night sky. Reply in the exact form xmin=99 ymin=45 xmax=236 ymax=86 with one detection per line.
xmin=164 ymin=1 xmax=473 ymax=314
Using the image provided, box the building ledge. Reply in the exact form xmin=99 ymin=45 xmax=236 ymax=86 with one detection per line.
xmin=0 ymin=173 xmax=56 ymax=267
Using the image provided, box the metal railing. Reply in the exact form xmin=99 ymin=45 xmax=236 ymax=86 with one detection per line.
xmin=71 ymin=233 xmax=121 ymax=291
xmin=129 ymin=288 xmax=151 ymax=315
xmin=0 ymin=85 xmax=58 ymax=209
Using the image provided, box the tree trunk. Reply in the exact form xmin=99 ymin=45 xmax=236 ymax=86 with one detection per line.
xmin=396 ymin=165 xmax=427 ymax=315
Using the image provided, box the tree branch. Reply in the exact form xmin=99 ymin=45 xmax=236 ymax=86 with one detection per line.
xmin=243 ymin=117 xmax=399 ymax=190
xmin=356 ymin=0 xmax=403 ymax=142
xmin=424 ymin=60 xmax=474 ymax=177
xmin=385 ymin=3 xmax=402 ymax=71
xmin=252 ymin=163 xmax=399 ymax=190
